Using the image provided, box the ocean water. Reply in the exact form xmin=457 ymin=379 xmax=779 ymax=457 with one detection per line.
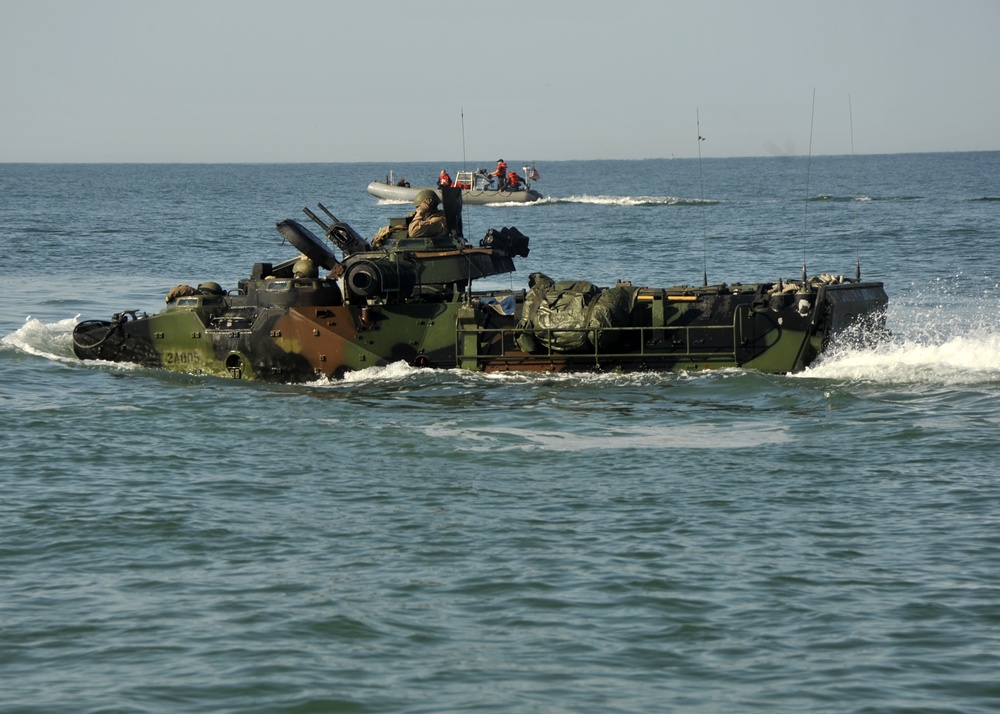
xmin=2 ymin=155 xmax=999 ymax=713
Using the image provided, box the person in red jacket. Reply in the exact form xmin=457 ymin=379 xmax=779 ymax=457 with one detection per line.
xmin=506 ymin=170 xmax=523 ymax=191
xmin=438 ymin=169 xmax=452 ymax=188
xmin=491 ymin=159 xmax=508 ymax=190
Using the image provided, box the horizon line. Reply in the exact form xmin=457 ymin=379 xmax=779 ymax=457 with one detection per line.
xmin=2 ymin=149 xmax=998 ymax=166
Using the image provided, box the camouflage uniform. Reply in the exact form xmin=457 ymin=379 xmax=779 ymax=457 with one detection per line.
xmin=372 ymin=192 xmax=449 ymax=247
xmin=407 ymin=197 xmax=449 ymax=238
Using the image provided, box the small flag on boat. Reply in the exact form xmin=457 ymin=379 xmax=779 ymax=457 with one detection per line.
xmin=528 ymin=165 xmax=540 ymax=181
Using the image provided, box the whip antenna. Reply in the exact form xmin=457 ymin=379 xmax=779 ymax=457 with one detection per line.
xmin=802 ymin=89 xmax=816 ymax=282
xmin=849 ymin=94 xmax=860 ymax=280
xmin=697 ymin=109 xmax=707 ymax=286
xmin=459 ymin=108 xmax=471 ymax=238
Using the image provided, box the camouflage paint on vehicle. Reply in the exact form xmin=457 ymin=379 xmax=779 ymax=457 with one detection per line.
xmin=73 ymin=190 xmax=889 ymax=381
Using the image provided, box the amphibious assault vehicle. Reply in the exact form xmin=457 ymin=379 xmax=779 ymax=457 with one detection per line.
xmin=73 ymin=189 xmax=888 ymax=382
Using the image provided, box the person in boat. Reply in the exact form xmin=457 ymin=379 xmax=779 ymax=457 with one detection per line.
xmin=438 ymin=169 xmax=452 ymax=189
xmin=396 ymin=178 xmax=410 ymax=187
xmin=506 ymin=170 xmax=523 ymax=191
xmin=491 ymin=159 xmax=508 ymax=191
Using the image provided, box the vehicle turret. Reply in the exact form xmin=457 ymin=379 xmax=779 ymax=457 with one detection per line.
xmin=284 ymin=187 xmax=529 ymax=305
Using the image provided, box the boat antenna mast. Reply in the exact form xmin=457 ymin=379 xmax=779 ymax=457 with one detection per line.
xmin=461 ymin=108 xmax=467 ymax=171
xmin=697 ymin=109 xmax=708 ymax=287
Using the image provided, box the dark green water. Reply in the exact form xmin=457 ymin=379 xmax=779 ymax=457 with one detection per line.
xmin=2 ymin=156 xmax=999 ymax=712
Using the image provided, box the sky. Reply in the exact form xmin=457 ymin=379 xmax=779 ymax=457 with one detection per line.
xmin=2 ymin=0 xmax=998 ymax=162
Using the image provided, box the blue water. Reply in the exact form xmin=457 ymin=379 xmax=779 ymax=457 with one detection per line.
xmin=2 ymin=155 xmax=1000 ymax=713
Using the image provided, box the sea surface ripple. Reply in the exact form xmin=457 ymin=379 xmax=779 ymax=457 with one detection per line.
xmin=2 ymin=155 xmax=1000 ymax=713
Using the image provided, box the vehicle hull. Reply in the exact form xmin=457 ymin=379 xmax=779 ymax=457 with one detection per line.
xmin=73 ymin=277 xmax=888 ymax=381
xmin=367 ymin=181 xmax=542 ymax=205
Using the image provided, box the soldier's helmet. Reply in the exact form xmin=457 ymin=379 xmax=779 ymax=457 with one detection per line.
xmin=413 ymin=189 xmax=439 ymax=208
xmin=293 ymin=256 xmax=318 ymax=279
xmin=198 ymin=281 xmax=224 ymax=295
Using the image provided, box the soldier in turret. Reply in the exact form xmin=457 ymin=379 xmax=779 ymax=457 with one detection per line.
xmin=407 ymin=189 xmax=449 ymax=238
xmin=372 ymin=189 xmax=449 ymax=247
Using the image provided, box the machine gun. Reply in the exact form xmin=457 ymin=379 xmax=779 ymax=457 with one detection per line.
xmin=303 ymin=203 xmax=371 ymax=256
